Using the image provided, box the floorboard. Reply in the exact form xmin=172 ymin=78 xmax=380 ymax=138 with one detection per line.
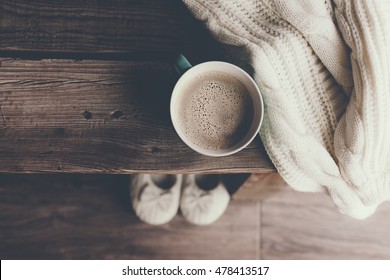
xmin=2 ymin=173 xmax=389 ymax=260
xmin=233 ymin=173 xmax=287 ymax=201
xmin=261 ymin=187 xmax=390 ymax=260
xmin=0 ymin=174 xmax=259 ymax=260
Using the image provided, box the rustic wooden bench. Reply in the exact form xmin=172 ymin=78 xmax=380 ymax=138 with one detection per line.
xmin=0 ymin=0 xmax=274 ymax=174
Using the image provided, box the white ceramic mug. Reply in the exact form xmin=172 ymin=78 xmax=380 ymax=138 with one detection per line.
xmin=171 ymin=54 xmax=264 ymax=157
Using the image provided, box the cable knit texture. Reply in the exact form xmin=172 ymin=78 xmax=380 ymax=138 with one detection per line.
xmin=182 ymin=0 xmax=390 ymax=219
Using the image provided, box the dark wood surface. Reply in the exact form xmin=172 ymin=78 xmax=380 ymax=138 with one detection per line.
xmin=0 ymin=0 xmax=219 ymax=57
xmin=0 ymin=0 xmax=274 ymax=173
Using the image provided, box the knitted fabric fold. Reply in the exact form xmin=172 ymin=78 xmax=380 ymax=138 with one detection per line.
xmin=333 ymin=0 xmax=390 ymax=208
xmin=182 ymin=0 xmax=390 ymax=219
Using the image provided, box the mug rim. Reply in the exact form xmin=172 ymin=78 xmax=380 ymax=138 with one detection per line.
xmin=171 ymin=60 xmax=264 ymax=157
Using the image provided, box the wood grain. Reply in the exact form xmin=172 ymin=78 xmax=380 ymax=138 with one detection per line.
xmin=0 ymin=174 xmax=260 ymax=259
xmin=0 ymin=58 xmax=274 ymax=173
xmin=0 ymin=0 xmax=272 ymax=173
xmin=261 ymin=188 xmax=390 ymax=259
xmin=0 ymin=0 xmax=224 ymax=62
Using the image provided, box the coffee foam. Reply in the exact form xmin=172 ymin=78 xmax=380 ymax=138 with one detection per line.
xmin=178 ymin=71 xmax=253 ymax=151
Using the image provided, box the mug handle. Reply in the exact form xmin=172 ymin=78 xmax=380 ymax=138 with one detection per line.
xmin=173 ymin=54 xmax=192 ymax=76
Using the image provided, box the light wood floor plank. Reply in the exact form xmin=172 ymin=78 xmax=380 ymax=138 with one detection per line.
xmin=233 ymin=173 xmax=287 ymax=201
xmin=262 ymin=188 xmax=390 ymax=259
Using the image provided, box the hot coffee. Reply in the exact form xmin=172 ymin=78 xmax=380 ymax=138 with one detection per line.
xmin=177 ymin=71 xmax=254 ymax=151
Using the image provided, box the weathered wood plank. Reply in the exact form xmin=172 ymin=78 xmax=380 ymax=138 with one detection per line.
xmin=0 ymin=174 xmax=260 ymax=259
xmin=0 ymin=58 xmax=274 ymax=173
xmin=0 ymin=0 xmax=223 ymax=61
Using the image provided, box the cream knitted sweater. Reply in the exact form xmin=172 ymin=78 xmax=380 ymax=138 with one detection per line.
xmin=182 ymin=0 xmax=390 ymax=219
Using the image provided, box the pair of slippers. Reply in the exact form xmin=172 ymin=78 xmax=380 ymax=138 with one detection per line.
xmin=130 ymin=174 xmax=230 ymax=225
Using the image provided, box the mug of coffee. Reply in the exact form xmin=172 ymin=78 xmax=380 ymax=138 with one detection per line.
xmin=171 ymin=54 xmax=264 ymax=157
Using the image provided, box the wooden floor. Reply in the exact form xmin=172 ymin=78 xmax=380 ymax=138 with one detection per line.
xmin=0 ymin=173 xmax=389 ymax=260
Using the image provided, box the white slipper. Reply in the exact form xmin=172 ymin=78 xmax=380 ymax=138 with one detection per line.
xmin=180 ymin=174 xmax=230 ymax=225
xmin=130 ymin=174 xmax=182 ymax=225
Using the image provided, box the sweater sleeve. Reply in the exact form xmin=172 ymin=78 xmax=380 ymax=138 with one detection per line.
xmin=333 ymin=0 xmax=390 ymax=205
